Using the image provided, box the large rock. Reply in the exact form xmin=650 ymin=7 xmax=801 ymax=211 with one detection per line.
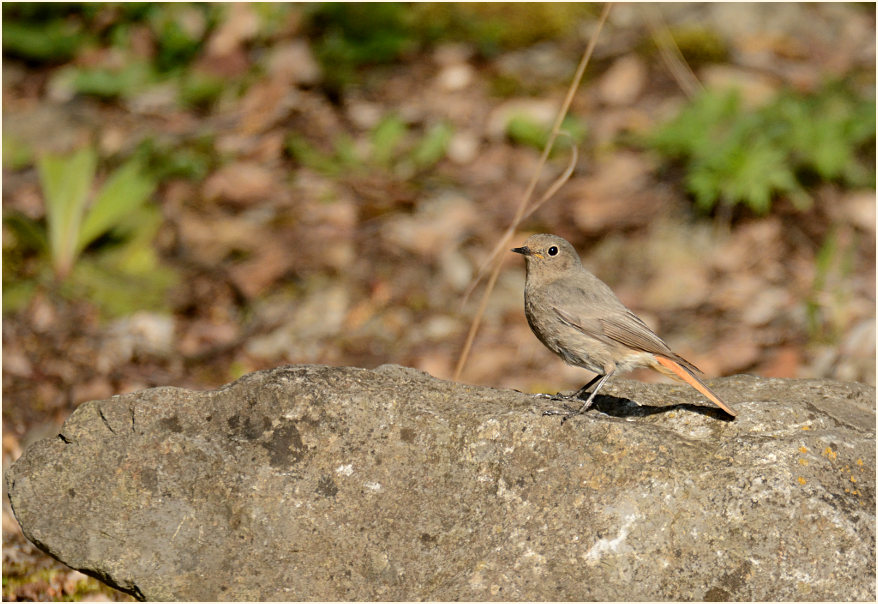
xmin=5 ymin=365 xmax=875 ymax=601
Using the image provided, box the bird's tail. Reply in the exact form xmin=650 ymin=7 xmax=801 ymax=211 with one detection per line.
xmin=652 ymin=355 xmax=737 ymax=417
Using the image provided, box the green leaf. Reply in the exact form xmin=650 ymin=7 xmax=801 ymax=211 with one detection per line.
xmin=78 ymin=159 xmax=156 ymax=254
xmin=557 ymin=115 xmax=587 ymax=147
xmin=287 ymin=134 xmax=346 ymax=176
xmin=2 ymin=133 xmax=34 ymax=170
xmin=2 ymin=280 xmax=37 ymax=314
xmin=411 ymin=122 xmax=453 ymax=169
xmin=646 ymin=81 xmax=874 ymax=214
xmin=70 ymin=61 xmax=155 ymax=99
xmin=333 ymin=134 xmax=361 ymax=170
xmin=2 ymin=19 xmax=84 ymax=63
xmin=179 ymin=71 xmax=225 ymax=109
xmin=371 ymin=114 xmax=407 ymax=167
xmin=69 ymin=256 xmax=175 ymax=317
xmin=506 ymin=114 xmax=549 ymax=149
xmin=67 ymin=206 xmax=177 ymax=317
xmin=686 ymin=166 xmax=721 ymax=211
xmin=648 ymin=89 xmax=741 ymax=159
xmin=37 ymin=147 xmax=97 ymax=278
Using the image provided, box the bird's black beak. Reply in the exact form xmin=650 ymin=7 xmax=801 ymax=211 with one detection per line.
xmin=511 ymin=246 xmax=532 ymax=256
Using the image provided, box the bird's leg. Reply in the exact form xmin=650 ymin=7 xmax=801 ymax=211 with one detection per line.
xmin=535 ymin=373 xmax=602 ymax=401
xmin=571 ymin=374 xmax=603 ymax=400
xmin=541 ymin=372 xmax=614 ymax=420
xmin=575 ymin=372 xmax=613 ymax=414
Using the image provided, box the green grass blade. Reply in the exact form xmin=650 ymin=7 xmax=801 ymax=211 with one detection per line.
xmin=412 ymin=122 xmax=453 ymax=170
xmin=370 ymin=114 xmax=407 ymax=167
xmin=37 ymin=147 xmax=97 ymax=278
xmin=78 ymin=158 xmax=156 ymax=254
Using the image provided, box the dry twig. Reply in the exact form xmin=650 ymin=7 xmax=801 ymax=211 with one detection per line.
xmin=453 ymin=2 xmax=614 ymax=382
xmin=643 ymin=4 xmax=703 ymax=99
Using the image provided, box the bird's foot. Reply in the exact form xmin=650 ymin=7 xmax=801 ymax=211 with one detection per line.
xmin=541 ymin=393 xmax=599 ymax=423
xmin=541 ymin=403 xmax=581 ymax=424
xmin=534 ymin=391 xmax=573 ymax=401
xmin=536 ymin=390 xmax=599 ymax=423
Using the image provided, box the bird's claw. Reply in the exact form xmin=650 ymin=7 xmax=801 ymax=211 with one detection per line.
xmin=534 ymin=391 xmax=571 ymax=400
xmin=536 ymin=391 xmax=596 ymax=422
xmin=541 ymin=402 xmax=579 ymax=422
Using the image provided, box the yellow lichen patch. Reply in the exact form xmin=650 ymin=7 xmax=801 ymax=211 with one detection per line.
xmin=801 ymin=425 xmax=811 ymax=430
xmin=856 ymin=458 xmax=864 ymax=466
xmin=798 ymin=446 xmax=808 ymax=454
xmin=798 ymin=458 xmax=808 ymax=466
xmin=822 ymin=447 xmax=837 ymax=460
xmin=850 ymin=476 xmax=857 ymax=483
xmin=798 ymin=476 xmax=807 ymax=485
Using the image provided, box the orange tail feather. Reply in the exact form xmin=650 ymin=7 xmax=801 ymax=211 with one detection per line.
xmin=653 ymin=356 xmax=737 ymax=417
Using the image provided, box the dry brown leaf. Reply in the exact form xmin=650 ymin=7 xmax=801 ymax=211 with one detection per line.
xmin=177 ymin=209 xmax=262 ymax=264
xmin=239 ymin=79 xmax=295 ymax=135
xmin=206 ymin=3 xmax=260 ymax=58
xmin=202 ymin=162 xmax=280 ymax=206
xmin=227 ymin=240 xmax=296 ymax=299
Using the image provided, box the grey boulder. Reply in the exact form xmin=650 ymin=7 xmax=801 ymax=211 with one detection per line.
xmin=5 ymin=365 xmax=875 ymax=601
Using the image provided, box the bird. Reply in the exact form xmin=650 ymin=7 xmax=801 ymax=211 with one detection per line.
xmin=511 ymin=233 xmax=737 ymax=418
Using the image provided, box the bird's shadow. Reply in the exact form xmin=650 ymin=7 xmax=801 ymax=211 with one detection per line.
xmin=536 ymin=391 xmax=735 ymax=423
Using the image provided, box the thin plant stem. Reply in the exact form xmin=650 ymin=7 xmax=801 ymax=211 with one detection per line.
xmin=453 ymin=2 xmax=613 ymax=382
xmin=644 ymin=4 xmax=702 ymax=99
xmin=462 ymin=135 xmax=577 ymax=306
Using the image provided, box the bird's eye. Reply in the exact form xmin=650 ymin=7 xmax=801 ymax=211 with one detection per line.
xmin=547 ymin=246 xmax=558 ymax=256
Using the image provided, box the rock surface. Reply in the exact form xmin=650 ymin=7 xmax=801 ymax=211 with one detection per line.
xmin=5 ymin=365 xmax=875 ymax=601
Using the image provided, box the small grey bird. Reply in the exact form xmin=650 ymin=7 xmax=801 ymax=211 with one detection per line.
xmin=512 ymin=233 xmax=737 ymax=418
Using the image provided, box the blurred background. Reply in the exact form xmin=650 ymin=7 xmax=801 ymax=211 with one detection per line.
xmin=2 ymin=2 xmax=875 ymax=600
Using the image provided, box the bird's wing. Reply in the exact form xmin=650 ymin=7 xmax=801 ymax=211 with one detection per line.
xmin=551 ymin=286 xmax=702 ymax=374
xmin=599 ymin=311 xmax=674 ymax=356
xmin=599 ymin=311 xmax=703 ymax=374
xmin=552 ymin=306 xmax=611 ymax=344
